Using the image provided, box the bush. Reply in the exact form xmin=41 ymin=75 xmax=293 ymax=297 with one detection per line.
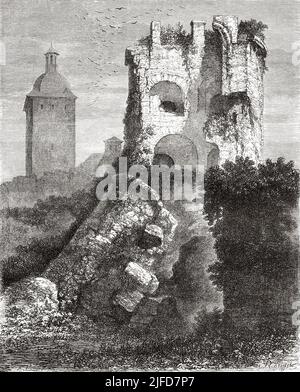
xmin=204 ymin=157 xmax=299 ymax=325
xmin=238 ymin=19 xmax=268 ymax=40
xmin=2 ymin=182 xmax=100 ymax=286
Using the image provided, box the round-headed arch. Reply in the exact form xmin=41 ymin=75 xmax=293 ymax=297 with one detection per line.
xmin=153 ymin=134 xmax=198 ymax=167
xmin=149 ymin=81 xmax=185 ymax=116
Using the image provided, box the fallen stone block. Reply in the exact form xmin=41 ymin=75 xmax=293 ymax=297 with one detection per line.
xmin=113 ymin=290 xmax=144 ymax=312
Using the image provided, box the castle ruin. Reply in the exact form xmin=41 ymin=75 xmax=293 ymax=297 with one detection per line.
xmin=123 ymin=16 xmax=267 ymax=170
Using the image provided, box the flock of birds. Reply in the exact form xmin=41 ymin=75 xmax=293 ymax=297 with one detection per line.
xmin=74 ymin=3 xmax=188 ymax=106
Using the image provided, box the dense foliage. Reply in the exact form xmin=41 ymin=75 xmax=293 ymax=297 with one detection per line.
xmin=3 ymin=188 xmax=98 ymax=226
xmin=238 ymin=19 xmax=268 ymax=73
xmin=173 ymin=236 xmax=218 ymax=303
xmin=238 ymin=19 xmax=268 ymax=41
xmin=121 ymin=124 xmax=155 ymax=168
xmin=204 ymin=157 xmax=299 ymax=293
xmin=203 ymin=113 xmax=238 ymax=142
xmin=160 ymin=23 xmax=192 ymax=47
xmin=2 ymin=182 xmax=100 ymax=285
xmin=139 ymin=23 xmax=192 ymax=49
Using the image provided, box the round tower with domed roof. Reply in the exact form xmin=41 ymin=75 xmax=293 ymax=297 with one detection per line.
xmin=24 ymin=44 xmax=76 ymax=177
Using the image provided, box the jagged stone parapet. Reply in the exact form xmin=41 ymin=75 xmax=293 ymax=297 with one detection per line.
xmin=212 ymin=15 xmax=266 ymax=96
xmin=208 ymin=15 xmax=267 ymax=162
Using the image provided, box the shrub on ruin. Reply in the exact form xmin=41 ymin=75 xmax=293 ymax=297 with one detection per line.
xmin=238 ymin=19 xmax=268 ymax=40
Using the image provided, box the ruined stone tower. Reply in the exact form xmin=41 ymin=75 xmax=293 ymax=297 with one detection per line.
xmin=24 ymin=44 xmax=76 ymax=178
xmin=124 ymin=16 xmax=267 ymax=170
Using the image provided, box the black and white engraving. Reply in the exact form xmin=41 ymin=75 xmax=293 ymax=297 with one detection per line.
xmin=0 ymin=0 xmax=299 ymax=372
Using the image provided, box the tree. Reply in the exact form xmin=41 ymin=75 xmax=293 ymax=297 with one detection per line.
xmin=204 ymin=157 xmax=299 ymax=327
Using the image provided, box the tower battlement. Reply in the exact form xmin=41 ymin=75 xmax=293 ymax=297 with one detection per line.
xmin=124 ymin=16 xmax=267 ymax=168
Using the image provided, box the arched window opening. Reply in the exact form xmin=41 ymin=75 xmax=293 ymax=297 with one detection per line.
xmin=150 ymin=81 xmax=184 ymax=116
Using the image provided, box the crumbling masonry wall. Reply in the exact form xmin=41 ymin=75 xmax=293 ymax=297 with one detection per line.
xmin=123 ymin=16 xmax=267 ymax=168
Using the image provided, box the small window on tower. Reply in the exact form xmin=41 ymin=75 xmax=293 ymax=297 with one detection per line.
xmin=65 ymin=105 xmax=67 ymax=110
xmin=51 ymin=104 xmax=54 ymax=110
xmin=40 ymin=104 xmax=43 ymax=109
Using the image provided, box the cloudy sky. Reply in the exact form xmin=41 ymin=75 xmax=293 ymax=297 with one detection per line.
xmin=1 ymin=0 xmax=299 ymax=181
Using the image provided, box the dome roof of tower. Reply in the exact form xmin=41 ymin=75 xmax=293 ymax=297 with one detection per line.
xmin=27 ymin=71 xmax=76 ymax=98
xmin=105 ymin=136 xmax=123 ymax=143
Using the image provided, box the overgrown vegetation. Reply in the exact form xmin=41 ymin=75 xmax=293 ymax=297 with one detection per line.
xmin=138 ymin=23 xmax=192 ymax=49
xmin=204 ymin=157 xmax=299 ymax=325
xmin=238 ymin=19 xmax=268 ymax=72
xmin=3 ymin=188 xmax=98 ymax=226
xmin=203 ymin=93 xmax=252 ymax=142
xmin=122 ymin=124 xmax=155 ymax=168
xmin=122 ymin=63 xmax=155 ymax=167
xmin=160 ymin=23 xmax=192 ymax=47
xmin=204 ymin=30 xmax=223 ymax=57
xmin=1 ymin=307 xmax=297 ymax=370
xmin=238 ymin=19 xmax=268 ymax=41
xmin=2 ymin=181 xmax=100 ymax=286
xmin=203 ymin=114 xmax=239 ymax=142
xmin=173 ymin=236 xmax=218 ymax=304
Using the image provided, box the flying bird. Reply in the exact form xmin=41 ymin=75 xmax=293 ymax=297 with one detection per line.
xmin=116 ymin=7 xmax=126 ymax=10
xmin=131 ymin=21 xmax=137 ymax=24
